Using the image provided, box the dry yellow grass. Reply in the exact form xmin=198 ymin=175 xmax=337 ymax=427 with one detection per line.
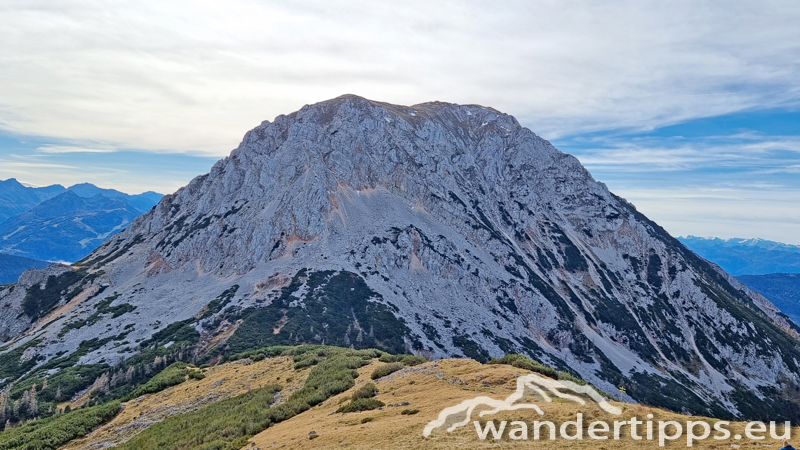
xmin=244 ymin=359 xmax=799 ymax=449
xmin=61 ymin=356 xmax=307 ymax=449
xmin=56 ymin=355 xmax=799 ymax=450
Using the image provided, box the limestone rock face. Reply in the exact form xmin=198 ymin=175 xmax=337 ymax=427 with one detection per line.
xmin=2 ymin=95 xmax=799 ymax=420
xmin=0 ymin=264 xmax=72 ymax=341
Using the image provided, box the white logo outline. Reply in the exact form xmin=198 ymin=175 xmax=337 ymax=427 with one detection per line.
xmin=423 ymin=372 xmax=621 ymax=437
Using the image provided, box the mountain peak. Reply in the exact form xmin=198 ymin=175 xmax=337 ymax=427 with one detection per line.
xmin=146 ymin=95 xmax=586 ymax=277
xmin=275 ymin=95 xmax=522 ymax=139
xmin=3 ymin=97 xmax=800 ymax=423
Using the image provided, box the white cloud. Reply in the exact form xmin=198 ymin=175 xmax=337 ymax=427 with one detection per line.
xmin=619 ymin=186 xmax=800 ymax=245
xmin=570 ymin=134 xmax=800 ymax=172
xmin=0 ymin=159 xmax=79 ymax=170
xmin=36 ymin=145 xmax=115 ymax=154
xmin=0 ymin=1 xmax=799 ymax=156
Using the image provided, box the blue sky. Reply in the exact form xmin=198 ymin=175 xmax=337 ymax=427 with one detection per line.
xmin=0 ymin=131 xmax=219 ymax=195
xmin=553 ymin=108 xmax=800 ymax=244
xmin=0 ymin=1 xmax=798 ymax=243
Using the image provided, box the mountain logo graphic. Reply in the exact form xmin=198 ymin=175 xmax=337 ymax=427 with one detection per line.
xmin=423 ymin=372 xmax=621 ymax=437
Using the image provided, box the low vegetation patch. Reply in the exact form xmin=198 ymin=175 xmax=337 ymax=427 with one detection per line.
xmin=487 ymin=353 xmax=558 ymax=378
xmin=0 ymin=401 xmax=121 ymax=450
xmin=350 ymin=382 xmax=378 ymax=400
xmin=287 ymin=346 xmax=379 ymax=408
xmin=118 ymin=385 xmax=282 ymax=450
xmin=224 ymin=270 xmax=411 ymax=355
xmin=378 ymin=353 xmax=426 ymax=366
xmin=21 ymin=271 xmax=85 ymax=321
xmin=124 ymin=362 xmax=195 ymax=400
xmin=337 ymin=398 xmax=385 ymax=413
xmin=0 ymin=339 xmax=43 ymax=386
xmin=336 ymin=382 xmax=385 ymax=413
xmin=371 ymin=362 xmax=404 ymax=380
xmin=487 ymin=353 xmax=606 ymax=395
xmin=58 ymin=294 xmax=136 ymax=337
xmin=118 ymin=345 xmax=381 ymax=450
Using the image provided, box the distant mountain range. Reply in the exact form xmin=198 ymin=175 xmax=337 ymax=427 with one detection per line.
xmin=678 ymin=236 xmax=800 ymax=275
xmin=0 ymin=178 xmax=162 ymax=264
xmin=677 ymin=236 xmax=800 ymax=326
xmin=736 ymin=273 xmax=800 ymax=325
xmin=0 ymin=178 xmax=66 ymax=223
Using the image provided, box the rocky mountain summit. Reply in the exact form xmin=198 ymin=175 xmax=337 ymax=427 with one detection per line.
xmin=2 ymin=95 xmax=800 ymax=422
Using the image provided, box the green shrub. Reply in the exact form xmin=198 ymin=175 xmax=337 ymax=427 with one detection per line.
xmin=557 ymin=371 xmax=587 ymax=385
xmin=401 ymin=409 xmax=419 ymax=415
xmin=487 ymin=354 xmax=558 ymax=379
xmin=400 ymin=355 xmax=426 ymax=366
xmin=287 ymin=347 xmax=379 ymax=410
xmin=224 ymin=270 xmax=410 ymax=355
xmin=336 ymin=398 xmax=385 ymax=413
xmin=293 ymin=356 xmax=319 ymax=370
xmin=350 ymin=383 xmax=378 ymax=400
xmin=371 ymin=362 xmax=404 ymax=380
xmin=22 ymin=271 xmax=84 ymax=321
xmin=187 ymin=370 xmax=206 ymax=380
xmin=360 ymin=417 xmax=374 ymax=424
xmin=378 ymin=354 xmax=426 ymax=366
xmin=124 ymin=362 xmax=190 ymax=400
xmin=118 ymin=386 xmax=281 ymax=450
xmin=226 ymin=345 xmax=290 ymax=362
xmin=378 ymin=353 xmax=400 ymax=363
xmin=0 ymin=401 xmax=121 ymax=450
xmin=118 ymin=346 xmax=381 ymax=450
xmin=0 ymin=339 xmax=43 ymax=383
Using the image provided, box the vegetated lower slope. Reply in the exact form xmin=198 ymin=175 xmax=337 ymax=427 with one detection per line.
xmin=0 ymin=345 xmax=421 ymax=450
xmin=679 ymin=236 xmax=800 ymax=275
xmin=737 ymin=273 xmax=800 ymax=324
xmin=250 ymin=357 xmax=800 ymax=449
xmin=0 ymin=401 xmax=121 ymax=450
xmin=0 ymin=253 xmax=48 ymax=284
xmin=1 ymin=95 xmax=800 ymax=428
xmin=62 ymin=353 xmax=303 ymax=449
xmin=27 ymin=347 xmax=798 ymax=450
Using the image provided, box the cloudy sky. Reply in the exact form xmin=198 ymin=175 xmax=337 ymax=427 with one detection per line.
xmin=1 ymin=1 xmax=799 ymax=243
